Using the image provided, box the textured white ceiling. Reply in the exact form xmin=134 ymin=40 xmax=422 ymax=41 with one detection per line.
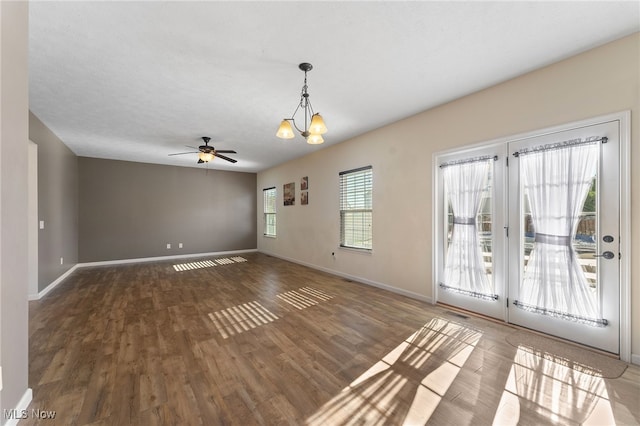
xmin=29 ymin=1 xmax=639 ymax=173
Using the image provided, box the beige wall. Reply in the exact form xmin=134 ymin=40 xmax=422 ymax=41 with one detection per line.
xmin=257 ymin=34 xmax=640 ymax=356
xmin=0 ymin=0 xmax=30 ymax=415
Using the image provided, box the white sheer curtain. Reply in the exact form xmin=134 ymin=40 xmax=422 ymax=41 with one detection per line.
xmin=442 ymin=160 xmax=492 ymax=296
xmin=518 ymin=142 xmax=600 ymax=323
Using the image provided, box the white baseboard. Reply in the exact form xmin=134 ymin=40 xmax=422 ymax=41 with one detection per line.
xmin=30 ymin=249 xmax=258 ymax=300
xmin=631 ymin=353 xmax=640 ymax=366
xmin=77 ymin=248 xmax=257 ymax=267
xmin=4 ymin=388 xmax=32 ymax=426
xmin=260 ymin=250 xmax=432 ymax=303
xmin=29 ymin=265 xmax=79 ymax=301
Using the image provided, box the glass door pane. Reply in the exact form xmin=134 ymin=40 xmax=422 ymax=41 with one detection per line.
xmin=446 ymin=166 xmax=494 ymax=284
xmin=576 ymin=179 xmax=597 ymax=290
xmin=508 ymin=121 xmax=619 ymax=354
xmin=436 ymin=146 xmax=505 ymax=320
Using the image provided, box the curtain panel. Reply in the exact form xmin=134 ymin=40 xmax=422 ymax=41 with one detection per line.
xmin=442 ymin=160 xmax=493 ymax=297
xmin=516 ymin=142 xmax=603 ymax=325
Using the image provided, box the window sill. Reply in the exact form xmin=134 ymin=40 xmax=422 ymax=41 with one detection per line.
xmin=339 ymin=245 xmax=373 ymax=255
xmin=263 ymin=234 xmax=276 ymax=239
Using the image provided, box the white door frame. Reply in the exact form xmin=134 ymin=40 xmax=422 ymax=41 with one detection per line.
xmin=433 ymin=143 xmax=508 ymax=321
xmin=28 ymin=141 xmax=38 ymax=298
xmin=432 ymin=111 xmax=631 ymax=362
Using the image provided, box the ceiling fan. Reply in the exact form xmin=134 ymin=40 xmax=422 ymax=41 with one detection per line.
xmin=169 ymin=137 xmax=237 ymax=164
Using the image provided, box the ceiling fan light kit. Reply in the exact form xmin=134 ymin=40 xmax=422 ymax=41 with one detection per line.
xmin=276 ymin=62 xmax=327 ymax=144
xmin=169 ymin=136 xmax=237 ymax=164
xmin=198 ymin=151 xmax=214 ymax=162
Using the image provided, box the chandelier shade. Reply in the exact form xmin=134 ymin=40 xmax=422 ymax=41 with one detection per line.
xmin=309 ymin=113 xmax=328 ymax=135
xmin=306 ymin=133 xmax=324 ymax=145
xmin=276 ymin=120 xmax=295 ymax=139
xmin=276 ymin=62 xmax=327 ymax=144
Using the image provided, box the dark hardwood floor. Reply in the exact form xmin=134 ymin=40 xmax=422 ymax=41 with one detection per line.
xmin=22 ymin=253 xmax=640 ymax=425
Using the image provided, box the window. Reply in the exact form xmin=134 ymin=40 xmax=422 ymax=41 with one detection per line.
xmin=263 ymin=187 xmax=276 ymax=237
xmin=339 ymin=166 xmax=372 ymax=250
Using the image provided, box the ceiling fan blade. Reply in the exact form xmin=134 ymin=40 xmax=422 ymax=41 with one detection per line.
xmin=214 ymin=153 xmax=237 ymax=163
xmin=185 ymin=145 xmax=197 ymax=149
xmin=169 ymin=151 xmax=198 ymax=156
xmin=215 ymin=150 xmax=236 ymax=154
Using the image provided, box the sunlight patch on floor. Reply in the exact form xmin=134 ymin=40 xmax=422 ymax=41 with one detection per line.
xmin=208 ymin=301 xmax=278 ymax=339
xmin=173 ymin=256 xmax=248 ymax=271
xmin=276 ymin=287 xmax=333 ymax=310
xmin=492 ymin=347 xmax=615 ymax=426
xmin=209 ymin=286 xmax=332 ymax=339
xmin=306 ymin=317 xmax=482 ymax=425
xmin=173 ymin=260 xmax=217 ymax=271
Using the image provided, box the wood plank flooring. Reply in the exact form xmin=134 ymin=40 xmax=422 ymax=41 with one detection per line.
xmin=22 ymin=253 xmax=640 ymax=425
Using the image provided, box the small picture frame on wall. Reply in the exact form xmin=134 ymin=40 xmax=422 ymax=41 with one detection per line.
xmin=283 ymin=182 xmax=295 ymax=206
xmin=301 ymin=176 xmax=308 ymax=190
xmin=301 ymin=191 xmax=308 ymax=205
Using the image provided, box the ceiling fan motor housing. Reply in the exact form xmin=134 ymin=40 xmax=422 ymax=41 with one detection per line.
xmin=200 ymin=136 xmax=213 ymax=153
xmin=168 ymin=136 xmax=237 ymax=164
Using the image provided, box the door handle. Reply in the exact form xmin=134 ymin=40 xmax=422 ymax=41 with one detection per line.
xmin=594 ymin=251 xmax=615 ymax=260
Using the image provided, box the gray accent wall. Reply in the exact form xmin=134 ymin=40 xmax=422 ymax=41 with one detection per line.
xmin=78 ymin=158 xmax=256 ymax=262
xmin=29 ymin=112 xmax=79 ymax=292
xmin=1 ymin=0 xmax=30 ymax=416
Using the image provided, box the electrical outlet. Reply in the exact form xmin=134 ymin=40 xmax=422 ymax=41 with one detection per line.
xmin=179 ymin=243 xmax=183 ymax=248
xmin=166 ymin=243 xmax=171 ymax=249
xmin=39 ymin=220 xmax=45 ymax=229
xmin=60 ymin=257 xmax=64 ymax=265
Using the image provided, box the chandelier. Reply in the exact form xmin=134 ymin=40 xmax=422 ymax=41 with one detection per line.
xmin=276 ymin=62 xmax=328 ymax=144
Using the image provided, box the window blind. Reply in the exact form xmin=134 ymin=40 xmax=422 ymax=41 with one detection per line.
xmin=339 ymin=166 xmax=372 ymax=250
xmin=263 ymin=187 xmax=276 ymax=236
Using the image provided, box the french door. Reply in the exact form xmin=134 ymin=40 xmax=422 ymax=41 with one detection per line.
xmin=507 ymin=121 xmax=620 ymax=354
xmin=435 ymin=145 xmax=506 ymax=320
xmin=435 ymin=119 xmax=621 ymax=354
